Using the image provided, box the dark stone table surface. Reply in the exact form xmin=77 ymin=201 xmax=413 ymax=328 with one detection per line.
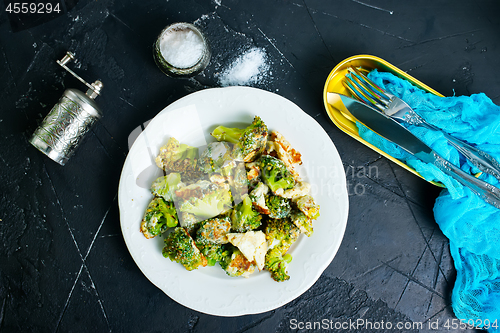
xmin=1 ymin=0 xmax=498 ymax=332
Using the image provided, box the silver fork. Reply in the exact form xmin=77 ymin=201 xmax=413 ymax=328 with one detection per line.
xmin=344 ymin=66 xmax=500 ymax=182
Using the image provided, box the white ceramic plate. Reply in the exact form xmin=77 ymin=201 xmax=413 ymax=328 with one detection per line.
xmin=118 ymin=86 xmax=348 ymax=316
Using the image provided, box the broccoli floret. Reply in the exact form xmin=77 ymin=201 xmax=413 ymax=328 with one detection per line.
xmin=265 ymin=247 xmax=292 ymax=282
xmin=175 ymin=180 xmax=233 ymax=223
xmin=211 ymin=116 xmax=268 ymax=162
xmin=259 ymin=155 xmax=295 ymax=194
xmin=219 ymin=245 xmax=257 ymax=278
xmin=290 ymin=209 xmax=313 ymax=237
xmin=264 ymin=218 xmax=300 ymax=281
xmin=265 ymin=195 xmax=291 ymax=219
xmin=162 ymin=227 xmax=207 ymax=271
xmin=293 ymin=195 xmax=320 ymax=220
xmin=196 ymin=242 xmax=226 ymax=266
xmin=198 ymin=141 xmax=235 ymax=174
xmin=265 ymin=218 xmax=300 ymax=252
xmin=231 ymin=195 xmax=262 ymax=232
xmin=196 ymin=216 xmax=232 ymax=244
xmin=155 ymin=137 xmax=201 ymax=179
xmin=150 ymin=172 xmax=185 ymax=201
xmin=140 ymin=197 xmax=179 ymax=239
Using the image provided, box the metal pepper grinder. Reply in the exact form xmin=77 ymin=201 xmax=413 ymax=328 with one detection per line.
xmin=30 ymin=51 xmax=103 ymax=166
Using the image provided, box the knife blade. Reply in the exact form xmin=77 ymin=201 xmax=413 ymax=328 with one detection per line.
xmin=327 ymin=92 xmax=500 ymax=209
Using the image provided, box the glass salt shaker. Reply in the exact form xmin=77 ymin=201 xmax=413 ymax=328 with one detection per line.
xmin=153 ymin=22 xmax=211 ymax=77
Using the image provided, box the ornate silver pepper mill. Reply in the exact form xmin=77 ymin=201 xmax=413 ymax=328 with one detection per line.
xmin=30 ymin=51 xmax=103 ymax=165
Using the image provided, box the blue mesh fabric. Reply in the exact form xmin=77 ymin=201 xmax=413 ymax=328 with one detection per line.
xmin=354 ymin=69 xmax=500 ymax=331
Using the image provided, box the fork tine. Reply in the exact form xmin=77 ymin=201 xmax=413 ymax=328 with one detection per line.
xmin=344 ymin=72 xmax=388 ymax=111
xmin=349 ymin=67 xmax=390 ymax=103
xmin=343 ymin=77 xmax=383 ymax=110
xmin=348 ymin=72 xmax=386 ymax=105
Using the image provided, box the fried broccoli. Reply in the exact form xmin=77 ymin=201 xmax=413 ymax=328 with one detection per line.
xmin=163 ymin=227 xmax=207 ymax=271
xmin=211 ymin=116 xmax=268 ymax=162
xmin=265 ymin=247 xmax=292 ymax=282
xmin=290 ymin=209 xmax=313 ymax=237
xmin=196 ymin=216 xmax=232 ymax=244
xmin=175 ymin=180 xmax=233 ymax=223
xmin=265 ymin=195 xmax=291 ymax=219
xmin=155 ymin=137 xmax=201 ymax=179
xmin=259 ymin=155 xmax=295 ymax=194
xmin=140 ymin=197 xmax=179 ymax=239
xmin=150 ymin=172 xmax=184 ymax=201
xmin=198 ymin=141 xmax=235 ymax=174
xmin=196 ymin=242 xmax=226 ymax=266
xmin=219 ymin=245 xmax=257 ymax=278
xmin=276 ymin=179 xmax=311 ymax=199
xmin=231 ymin=195 xmax=262 ymax=232
xmin=265 ymin=218 xmax=300 ymax=252
xmin=293 ymin=195 xmax=320 ymax=220
xmin=264 ymin=218 xmax=300 ymax=282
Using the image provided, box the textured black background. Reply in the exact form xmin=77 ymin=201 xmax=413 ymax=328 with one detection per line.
xmin=1 ymin=0 xmax=499 ymax=332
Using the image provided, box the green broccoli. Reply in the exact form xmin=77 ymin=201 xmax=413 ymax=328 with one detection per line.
xmin=259 ymin=155 xmax=295 ymax=194
xmin=265 ymin=218 xmax=300 ymax=252
xmin=231 ymin=195 xmax=262 ymax=232
xmin=290 ymin=209 xmax=313 ymax=237
xmin=219 ymin=245 xmax=257 ymax=278
xmin=162 ymin=227 xmax=207 ymax=271
xmin=196 ymin=242 xmax=226 ymax=266
xmin=155 ymin=137 xmax=201 ymax=179
xmin=211 ymin=116 xmax=268 ymax=162
xmin=293 ymin=195 xmax=320 ymax=220
xmin=175 ymin=180 xmax=233 ymax=223
xmin=265 ymin=195 xmax=291 ymax=219
xmin=196 ymin=216 xmax=232 ymax=244
xmin=265 ymin=247 xmax=292 ymax=282
xmin=264 ymin=218 xmax=300 ymax=282
xmin=150 ymin=172 xmax=184 ymax=201
xmin=140 ymin=197 xmax=179 ymax=239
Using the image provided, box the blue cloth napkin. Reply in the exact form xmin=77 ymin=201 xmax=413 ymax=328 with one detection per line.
xmin=356 ymin=69 xmax=500 ymax=331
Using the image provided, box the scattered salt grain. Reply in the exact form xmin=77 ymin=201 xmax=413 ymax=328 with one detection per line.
xmin=218 ymin=47 xmax=269 ymax=87
xmin=159 ymin=28 xmax=205 ymax=69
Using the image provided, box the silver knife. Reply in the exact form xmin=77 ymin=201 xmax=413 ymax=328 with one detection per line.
xmin=328 ymin=92 xmax=500 ymax=209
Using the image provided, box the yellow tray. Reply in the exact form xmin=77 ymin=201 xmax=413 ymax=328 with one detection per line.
xmin=322 ymin=54 xmax=444 ymax=186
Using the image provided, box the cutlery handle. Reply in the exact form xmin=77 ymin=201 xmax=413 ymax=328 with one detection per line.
xmin=446 ymin=136 xmax=500 ymax=180
xmin=418 ymin=120 xmax=500 ymax=181
xmin=433 ymin=153 xmax=500 ymax=209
